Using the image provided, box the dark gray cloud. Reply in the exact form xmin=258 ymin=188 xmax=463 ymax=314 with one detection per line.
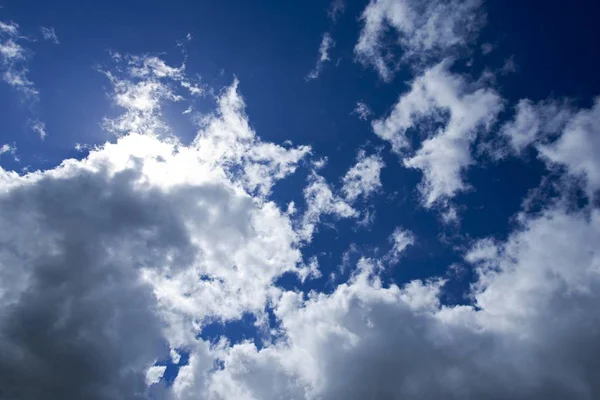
xmin=0 ymin=165 xmax=200 ymax=400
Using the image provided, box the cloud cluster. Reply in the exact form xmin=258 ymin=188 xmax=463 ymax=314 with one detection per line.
xmin=0 ymin=55 xmax=314 ymax=399
xmin=355 ymin=0 xmax=484 ymax=81
xmin=0 ymin=20 xmax=38 ymax=97
xmin=2 ymin=1 xmax=600 ymax=399
xmin=173 ymin=202 xmax=600 ymax=399
xmin=373 ymin=60 xmax=503 ymax=206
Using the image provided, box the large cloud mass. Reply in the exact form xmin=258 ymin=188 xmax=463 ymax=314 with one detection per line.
xmin=1 ymin=1 xmax=600 ymax=399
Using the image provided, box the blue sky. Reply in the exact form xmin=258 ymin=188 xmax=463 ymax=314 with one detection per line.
xmin=1 ymin=1 xmax=600 ymax=399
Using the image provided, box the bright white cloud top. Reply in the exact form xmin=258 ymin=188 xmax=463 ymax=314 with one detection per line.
xmin=0 ymin=1 xmax=599 ymax=399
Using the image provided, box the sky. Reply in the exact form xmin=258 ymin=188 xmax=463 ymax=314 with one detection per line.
xmin=1 ymin=0 xmax=600 ymax=399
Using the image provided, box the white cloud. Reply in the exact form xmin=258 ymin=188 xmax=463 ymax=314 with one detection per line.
xmin=306 ymin=33 xmax=335 ymax=81
xmin=499 ymin=99 xmax=572 ymax=154
xmin=387 ymin=227 xmax=415 ymax=262
xmin=146 ymin=365 xmax=167 ymax=386
xmin=30 ymin=120 xmax=47 ymax=140
xmin=355 ymin=0 xmax=484 ymax=81
xmin=40 ymin=26 xmax=59 ymax=44
xmin=538 ymin=98 xmax=600 ymax=195
xmin=0 ymin=66 xmax=313 ymax=398
xmin=298 ymin=172 xmax=358 ymax=242
xmin=500 ymin=97 xmax=600 ymax=195
xmin=353 ymin=100 xmax=372 ymax=121
xmin=0 ymin=143 xmax=16 ymax=156
xmin=0 ymin=20 xmax=38 ymax=97
xmin=173 ymin=200 xmax=600 ymax=399
xmin=373 ymin=60 xmax=503 ymax=207
xmin=341 ymin=150 xmax=384 ymax=202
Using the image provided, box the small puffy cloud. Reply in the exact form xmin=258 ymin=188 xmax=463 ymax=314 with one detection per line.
xmin=306 ymin=32 xmax=335 ymax=81
xmin=298 ymin=172 xmax=358 ymax=241
xmin=355 ymin=0 xmax=485 ymax=80
xmin=40 ymin=27 xmax=59 ymax=44
xmin=146 ymin=365 xmax=167 ymax=386
xmin=373 ymin=60 xmax=503 ymax=207
xmin=341 ymin=150 xmax=385 ymax=202
xmin=0 ymin=143 xmax=16 ymax=156
xmin=387 ymin=227 xmax=415 ymax=262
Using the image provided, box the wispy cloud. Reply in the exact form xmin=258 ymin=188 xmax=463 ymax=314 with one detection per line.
xmin=40 ymin=26 xmax=59 ymax=44
xmin=0 ymin=20 xmax=38 ymax=97
xmin=306 ymin=32 xmax=335 ymax=81
xmin=353 ymin=100 xmax=373 ymax=120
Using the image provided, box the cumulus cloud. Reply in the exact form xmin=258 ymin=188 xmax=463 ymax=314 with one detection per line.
xmin=0 ymin=56 xmax=317 ymax=399
xmin=373 ymin=60 xmax=503 ymax=207
xmin=341 ymin=150 xmax=385 ymax=202
xmin=500 ymin=97 xmax=600 ymax=196
xmin=538 ymin=98 xmax=600 ymax=195
xmin=298 ymin=172 xmax=358 ymax=241
xmin=355 ymin=0 xmax=485 ymax=80
xmin=171 ymin=197 xmax=600 ymax=399
xmin=306 ymin=32 xmax=335 ymax=81
xmin=499 ymin=99 xmax=572 ymax=154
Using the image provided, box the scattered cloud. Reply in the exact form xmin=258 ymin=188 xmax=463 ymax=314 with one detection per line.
xmin=40 ymin=26 xmax=59 ymax=44
xmin=306 ymin=32 xmax=335 ymax=81
xmin=353 ymin=100 xmax=373 ymax=121
xmin=373 ymin=60 xmax=503 ymax=207
xmin=0 ymin=142 xmax=17 ymax=161
xmin=30 ymin=120 xmax=47 ymax=140
xmin=500 ymin=56 xmax=517 ymax=74
xmin=0 ymin=20 xmax=38 ymax=97
xmin=341 ymin=150 xmax=384 ymax=202
xmin=327 ymin=0 xmax=345 ymax=22
xmin=298 ymin=172 xmax=358 ymax=242
xmin=481 ymin=42 xmax=494 ymax=55
xmin=355 ymin=0 xmax=485 ymax=81
xmin=386 ymin=227 xmax=415 ymax=262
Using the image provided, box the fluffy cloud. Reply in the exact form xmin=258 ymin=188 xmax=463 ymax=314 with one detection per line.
xmin=500 ymin=97 xmax=600 ymax=195
xmin=298 ymin=172 xmax=357 ymax=241
xmin=538 ymin=98 xmax=600 ymax=195
xmin=341 ymin=150 xmax=384 ymax=202
xmin=355 ymin=0 xmax=484 ymax=80
xmin=386 ymin=226 xmax=415 ymax=262
xmin=170 ymin=198 xmax=600 ymax=399
xmin=373 ymin=60 xmax=503 ymax=206
xmin=0 ymin=57 xmax=317 ymax=399
xmin=499 ymin=99 xmax=572 ymax=154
